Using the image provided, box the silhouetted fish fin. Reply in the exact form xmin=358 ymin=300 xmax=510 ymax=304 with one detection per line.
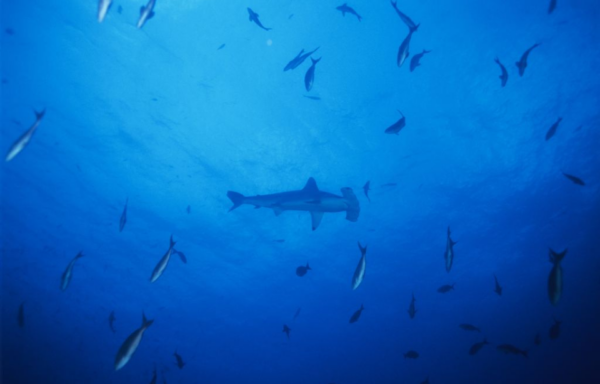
xmin=549 ymin=248 xmax=567 ymax=263
xmin=303 ymin=177 xmax=319 ymax=193
xmin=34 ymin=109 xmax=46 ymax=120
xmin=226 ymin=191 xmax=245 ymax=212
xmin=310 ymin=211 xmax=324 ymax=231
xmin=142 ymin=312 xmax=154 ymax=328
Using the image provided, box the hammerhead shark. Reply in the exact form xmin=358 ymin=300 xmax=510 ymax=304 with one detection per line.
xmin=227 ymin=178 xmax=360 ymax=230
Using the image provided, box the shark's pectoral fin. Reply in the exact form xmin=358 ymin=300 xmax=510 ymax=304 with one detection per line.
xmin=310 ymin=211 xmax=324 ymax=231
xmin=273 ymin=206 xmax=284 ymax=216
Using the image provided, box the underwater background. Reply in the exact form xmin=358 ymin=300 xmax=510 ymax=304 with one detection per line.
xmin=1 ymin=0 xmax=600 ymax=383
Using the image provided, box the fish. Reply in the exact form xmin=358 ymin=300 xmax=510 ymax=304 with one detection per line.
xmin=173 ymin=351 xmax=185 ymax=369
xmin=117 ymin=5 xmax=122 ymax=14
xmin=362 ymin=181 xmax=371 ymax=202
xmin=186 ymin=205 xmax=191 ymax=214
xmin=545 ymin=117 xmax=562 ymax=141
xmin=227 ymin=178 xmax=360 ymax=231
xmin=437 ymin=284 xmax=455 ymax=293
xmin=172 ymin=249 xmax=187 ymax=264
xmin=274 ymin=239 xmax=286 ymax=243
xmin=459 ymin=324 xmax=481 ymax=332
xmin=469 ymin=339 xmax=490 ymax=355
xmin=304 ymin=57 xmax=321 ymax=92
xmin=247 ymin=8 xmax=271 ymax=31
xmin=17 ymin=302 xmax=25 ymax=328
xmin=5 ymin=28 xmax=15 ymax=36
xmin=284 ymin=47 xmax=320 ymax=71
xmin=98 ymin=0 xmax=112 ymax=23
xmin=549 ymin=318 xmax=561 ymax=340
xmin=548 ymin=248 xmax=567 ymax=305
xmin=137 ymin=0 xmax=156 ymax=29
xmin=114 ymin=313 xmax=154 ymax=370
xmin=349 ymin=304 xmax=364 ymax=323
xmin=494 ymin=58 xmax=508 ymax=87
xmin=293 ymin=307 xmax=301 ymax=320
xmin=410 ymin=49 xmax=431 ymax=72
xmin=404 ymin=350 xmax=419 ymax=359
xmin=444 ymin=227 xmax=457 ymax=272
xmin=5 ymin=109 xmax=45 ymax=162
xmin=303 ymin=95 xmax=321 ymax=101
xmin=384 ymin=111 xmax=406 ymax=135
xmin=561 ymin=172 xmax=585 ymax=186
xmin=390 ymin=1 xmax=419 ymax=32
xmin=60 ymin=252 xmax=84 ymax=291
xmin=217 ymin=43 xmax=226 ymax=50
xmin=149 ymin=367 xmax=157 ymax=384
xmin=407 ymin=293 xmax=417 ymax=319
xmin=119 ymin=198 xmax=128 ymax=232
xmin=381 ymin=182 xmax=397 ymax=187
xmin=494 ymin=275 xmax=503 ymax=296
xmin=397 ymin=31 xmax=414 ymax=68
xmin=336 ymin=3 xmax=362 ymax=21
xmin=296 ymin=263 xmax=311 ymax=277
xmin=283 ymin=324 xmax=291 ymax=339
xmin=548 ymin=0 xmax=557 ymax=14
xmin=352 ymin=242 xmax=367 ymax=290
xmin=515 ymin=43 xmax=540 ymax=77
xmin=149 ymin=235 xmax=176 ymax=283
xmin=534 ymin=333 xmax=542 ymax=346
xmin=497 ymin=344 xmax=528 ymax=358
xmin=109 ymin=311 xmax=116 ymax=333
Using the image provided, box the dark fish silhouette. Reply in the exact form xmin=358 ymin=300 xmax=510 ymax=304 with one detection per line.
xmin=548 ymin=0 xmax=557 ymax=14
xmin=349 ymin=304 xmax=364 ymax=323
xmin=217 ymin=43 xmax=226 ymax=50
xmin=548 ymin=248 xmax=567 ymax=305
xmin=174 ymin=351 xmax=185 ymax=369
xmin=114 ymin=313 xmax=154 ymax=370
xmin=384 ymin=111 xmax=406 ymax=135
xmin=390 ymin=1 xmax=419 ymax=32
xmin=494 ymin=275 xmax=503 ymax=296
xmin=494 ymin=58 xmax=508 ymax=87
xmin=283 ymin=324 xmax=291 ymax=339
xmin=545 ymin=117 xmax=562 ymax=141
xmin=459 ymin=324 xmax=481 ymax=332
xmin=247 ymin=8 xmax=271 ymax=31
xmin=407 ymin=293 xmax=417 ymax=319
xmin=137 ymin=0 xmax=156 ymax=29
xmin=117 ymin=5 xmax=122 ymax=14
xmin=497 ymin=344 xmax=528 ymax=358
xmin=186 ymin=205 xmax=191 ymax=214
xmin=363 ymin=181 xmax=371 ymax=202
xmin=352 ymin=243 xmax=367 ymax=290
xmin=336 ymin=3 xmax=362 ymax=21
xmin=397 ymin=31 xmax=414 ymax=68
xmin=444 ymin=227 xmax=457 ymax=272
xmin=516 ymin=43 xmax=540 ymax=77
xmin=5 ymin=109 xmax=45 ymax=162
xmin=469 ymin=339 xmax=490 ymax=355
xmin=119 ymin=198 xmax=128 ymax=232
xmin=304 ymin=95 xmax=321 ymax=101
xmin=172 ymin=249 xmax=187 ymax=264
xmin=284 ymin=47 xmax=320 ymax=71
xmin=17 ymin=302 xmax=25 ymax=328
xmin=404 ymin=350 xmax=419 ymax=359
xmin=534 ymin=333 xmax=542 ymax=346
xmin=5 ymin=28 xmax=15 ymax=35
xmin=304 ymin=57 xmax=321 ymax=92
xmin=109 ymin=310 xmax=116 ymax=333
xmin=293 ymin=307 xmax=301 ymax=320
xmin=410 ymin=50 xmax=431 ymax=72
xmin=549 ymin=318 xmax=561 ymax=340
xmin=562 ymin=172 xmax=584 ymax=186
xmin=296 ymin=263 xmax=311 ymax=277
xmin=437 ymin=284 xmax=455 ymax=293
xmin=60 ymin=252 xmax=84 ymax=291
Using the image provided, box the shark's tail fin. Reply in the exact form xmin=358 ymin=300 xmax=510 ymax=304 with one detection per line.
xmin=341 ymin=187 xmax=360 ymax=222
xmin=227 ymin=191 xmax=245 ymax=212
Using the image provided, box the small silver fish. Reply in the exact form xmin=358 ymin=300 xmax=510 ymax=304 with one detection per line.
xmin=5 ymin=109 xmax=45 ymax=162
xmin=98 ymin=0 xmax=112 ymax=23
xmin=352 ymin=242 xmax=367 ymax=290
xmin=60 ymin=252 xmax=84 ymax=291
xmin=150 ymin=235 xmax=176 ymax=283
xmin=137 ymin=0 xmax=156 ymax=29
xmin=114 ymin=313 xmax=154 ymax=370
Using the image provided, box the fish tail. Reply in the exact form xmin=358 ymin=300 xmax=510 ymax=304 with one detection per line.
xmin=306 ymin=263 xmax=311 ymax=270
xmin=357 ymin=241 xmax=367 ymax=255
xmin=34 ymin=109 xmax=46 ymax=120
xmin=75 ymin=251 xmax=84 ymax=259
xmin=411 ymin=24 xmax=420 ymax=33
xmin=169 ymin=235 xmax=176 ymax=249
xmin=142 ymin=312 xmax=154 ymax=328
xmin=227 ymin=191 xmax=245 ymax=212
xmin=311 ymin=57 xmax=321 ymax=64
xmin=549 ymin=248 xmax=567 ymax=263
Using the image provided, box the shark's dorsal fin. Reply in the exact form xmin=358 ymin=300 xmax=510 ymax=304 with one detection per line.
xmin=310 ymin=211 xmax=324 ymax=231
xmin=303 ymin=178 xmax=319 ymax=193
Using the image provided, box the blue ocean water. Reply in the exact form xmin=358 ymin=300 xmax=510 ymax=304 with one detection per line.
xmin=1 ymin=0 xmax=600 ymax=383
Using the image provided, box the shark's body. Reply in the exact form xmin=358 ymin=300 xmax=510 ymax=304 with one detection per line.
xmin=227 ymin=178 xmax=359 ymax=231
xmin=137 ymin=0 xmax=156 ymax=29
